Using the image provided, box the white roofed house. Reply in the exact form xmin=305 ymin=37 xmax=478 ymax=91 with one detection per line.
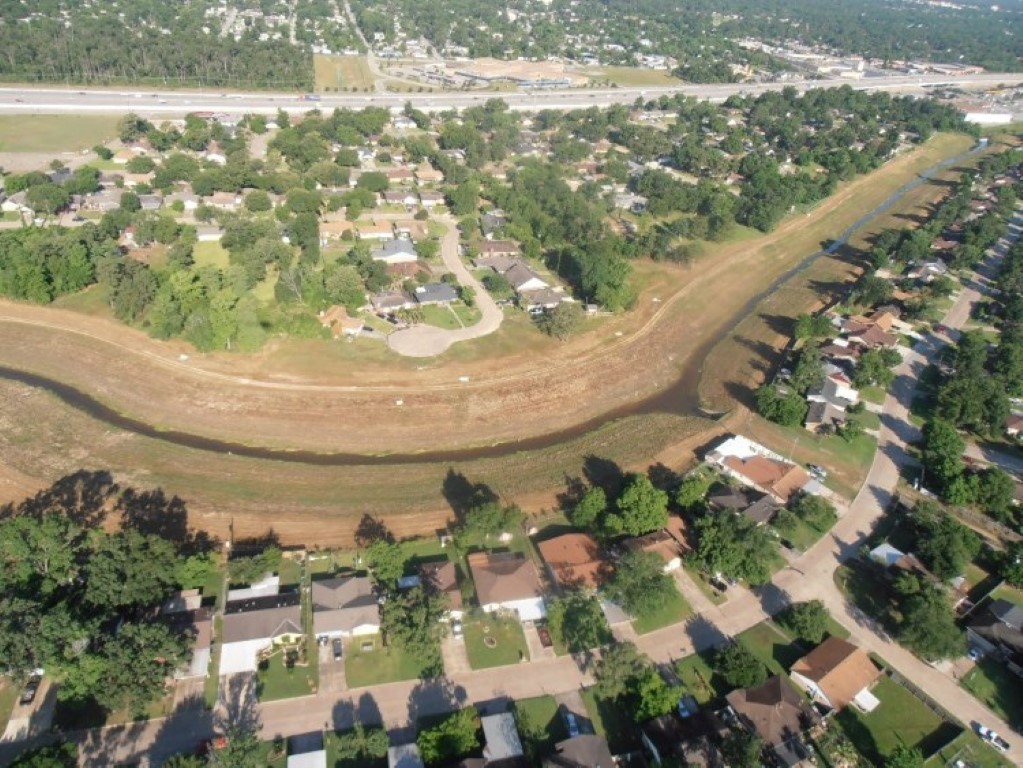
xmin=505 ymin=262 xmax=549 ymax=294
xmin=418 ymin=190 xmax=445 ymax=209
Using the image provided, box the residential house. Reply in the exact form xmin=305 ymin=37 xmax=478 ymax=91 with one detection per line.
xmin=385 ymin=167 xmax=415 ymax=185
xmin=287 ymin=733 xmax=327 ymax=768
xmin=537 ymin=533 xmax=606 ymax=591
xmin=420 ymin=560 xmax=463 ymax=620
xmin=819 ymin=339 xmax=860 ymax=366
xmin=166 ymin=190 xmax=200 ymax=211
xmin=481 ymin=211 xmax=507 ymax=239
xmin=418 ymin=190 xmax=445 ymax=209
xmin=320 ymin=220 xmax=357 ymax=242
xmin=382 ymin=189 xmax=418 ymax=208
xmin=474 ymin=255 xmax=519 ymax=274
xmin=845 ymin=324 xmax=898 ymax=350
xmin=196 ymin=225 xmax=224 ymax=242
xmin=790 ymin=637 xmax=883 ymax=713
xmin=219 ymin=592 xmax=303 ymax=675
xmin=392 ymin=115 xmax=417 ymax=131
xmin=388 ymin=743 xmax=426 ymax=768
xmin=160 ymin=591 xmax=213 ymax=680
xmin=467 ymin=551 xmax=546 ymax=621
xmin=319 ymin=306 xmax=364 ymax=339
xmin=207 ymin=192 xmax=242 ymax=211
xmin=393 ymin=220 xmax=430 ymax=241
xmin=612 ymin=193 xmax=648 ymax=214
xmin=478 ymin=240 xmax=519 ymax=258
xmin=520 ymin=288 xmax=565 ymax=313
xmin=372 ymin=239 xmax=419 ymax=265
xmin=623 ymin=516 xmax=688 ymax=572
xmin=1 ymin=191 xmax=31 ymax=215
xmin=804 ymin=401 xmax=848 ymax=434
xmin=725 ymin=676 xmax=817 ymax=767
xmin=967 ymin=599 xmax=1023 ymax=675
xmin=505 ymin=263 xmax=549 ymax=293
xmin=906 ymin=260 xmax=949 ymax=283
xmin=227 ymin=573 xmax=281 ymax=603
xmin=372 ymin=290 xmax=415 ymax=313
xmin=1005 ymin=413 xmax=1023 ymax=440
xmin=543 ymin=734 xmax=614 ymax=768
xmin=357 ymin=221 xmax=396 ymax=241
xmin=707 ymin=486 xmax=780 ymax=526
xmin=415 ymin=163 xmax=444 ymax=184
xmin=414 ymin=283 xmax=458 ymax=306
xmin=868 ymin=543 xmax=934 ymax=580
xmin=807 ymin=371 xmax=859 ymax=408
xmin=138 ymin=194 xmax=163 ymax=211
xmin=481 ymin=712 xmax=524 ymax=763
xmin=311 ymin=575 xmax=380 ymax=640
xmin=706 ymin=435 xmax=815 ymax=503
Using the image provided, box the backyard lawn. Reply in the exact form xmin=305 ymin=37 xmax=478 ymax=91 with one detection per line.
xmin=773 ymin=514 xmax=825 ymax=552
xmin=961 ymin=657 xmax=1023 ymax=729
xmin=736 ymin=621 xmax=806 ymax=678
xmin=420 ymin=304 xmax=463 ymax=330
xmin=580 ymin=688 xmax=640 ymax=753
xmin=673 ymin=651 xmax=725 ymax=705
xmin=464 ymin=616 xmax=529 ymax=669
xmin=193 ymin=241 xmax=230 ymax=269
xmin=923 ymin=730 xmax=1013 ymax=768
xmin=836 ymin=676 xmax=958 ymax=764
xmin=631 ymin=583 xmax=691 ymax=634
xmin=0 ymin=680 xmax=20 ymax=733
xmin=511 ymin=695 xmax=567 ymax=761
xmin=256 ymin=646 xmax=317 ymax=700
xmin=345 ymin=635 xmax=428 ymax=688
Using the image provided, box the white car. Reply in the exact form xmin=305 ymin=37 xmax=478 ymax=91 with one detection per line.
xmin=977 ymin=725 xmax=1010 ymax=752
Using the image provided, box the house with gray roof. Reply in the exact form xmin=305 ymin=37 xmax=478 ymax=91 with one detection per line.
xmin=220 ymin=592 xmax=303 ymax=675
xmin=311 ymin=575 xmax=380 ymax=639
xmin=414 ymin=283 xmax=458 ymax=305
xmin=372 ymin=238 xmax=418 ymax=265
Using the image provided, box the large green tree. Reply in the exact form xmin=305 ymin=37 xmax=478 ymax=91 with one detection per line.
xmin=417 ymin=708 xmax=480 ymax=766
xmin=714 ymin=642 xmax=767 ymax=689
xmin=604 ymin=474 xmax=669 ymax=537
xmin=379 ymin=586 xmax=446 ymax=677
xmin=547 ymin=593 xmax=611 ymax=653
xmin=605 ymin=549 xmax=678 ymax=620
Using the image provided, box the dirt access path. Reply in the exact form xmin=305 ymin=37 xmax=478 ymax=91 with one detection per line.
xmin=387 ymin=214 xmax=504 ymax=356
xmin=0 ymin=135 xmax=974 ymax=457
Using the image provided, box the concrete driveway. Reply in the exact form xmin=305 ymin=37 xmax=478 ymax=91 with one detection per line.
xmin=387 ymin=215 xmax=505 ymax=357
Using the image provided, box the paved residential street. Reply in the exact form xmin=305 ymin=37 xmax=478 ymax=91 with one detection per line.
xmin=10 ymin=223 xmax=1023 ymax=766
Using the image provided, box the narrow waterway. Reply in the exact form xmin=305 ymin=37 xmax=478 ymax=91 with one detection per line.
xmin=0 ymin=142 xmax=985 ymax=466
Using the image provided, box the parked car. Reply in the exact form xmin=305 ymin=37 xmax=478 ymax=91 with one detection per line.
xmin=332 ymin=638 xmax=343 ymax=661
xmin=808 ymin=464 xmax=828 ymax=480
xmin=563 ymin=710 xmax=580 ymax=738
xmin=977 ymin=725 xmax=1010 ymax=752
xmin=19 ymin=675 xmax=41 ymax=705
xmin=451 ymin=620 xmax=463 ymax=639
xmin=967 ymin=646 xmax=984 ymax=662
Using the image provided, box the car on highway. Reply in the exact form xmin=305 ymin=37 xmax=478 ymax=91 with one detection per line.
xmin=332 ymin=637 xmax=343 ymax=661
xmin=976 ymin=725 xmax=1010 ymax=752
xmin=19 ymin=675 xmax=41 ymax=705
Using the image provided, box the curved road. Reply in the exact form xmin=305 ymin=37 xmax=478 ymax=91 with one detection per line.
xmin=387 ymin=215 xmax=504 ymax=357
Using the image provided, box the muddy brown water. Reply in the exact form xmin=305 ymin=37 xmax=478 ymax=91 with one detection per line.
xmin=0 ymin=143 xmax=983 ymax=466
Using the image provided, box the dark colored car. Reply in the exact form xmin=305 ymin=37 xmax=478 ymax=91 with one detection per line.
xmin=19 ymin=675 xmax=41 ymax=706
xmin=332 ymin=637 xmax=343 ymax=661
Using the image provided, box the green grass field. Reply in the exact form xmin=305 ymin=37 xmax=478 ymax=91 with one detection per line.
xmin=961 ymin=657 xmax=1023 ymax=729
xmin=192 ymin=241 xmax=230 ymax=269
xmin=736 ymin=621 xmax=806 ymax=678
xmin=0 ymin=679 xmax=19 ymax=734
xmin=0 ymin=115 xmax=118 ymax=152
xmin=631 ymin=582 xmax=691 ymax=634
xmin=464 ymin=616 xmax=529 ymax=669
xmin=256 ymin=647 xmax=317 ymax=701
xmin=836 ymin=676 xmax=957 ymax=764
xmin=580 ymin=688 xmax=640 ymax=753
xmin=924 ymin=730 xmax=1013 ymax=768
xmin=344 ymin=635 xmax=428 ymax=688
xmin=673 ymin=651 xmax=724 ymax=705
xmin=583 ymin=66 xmax=681 ymax=87
xmin=314 ymin=55 xmax=376 ymax=91
xmin=512 ymin=695 xmax=567 ymax=762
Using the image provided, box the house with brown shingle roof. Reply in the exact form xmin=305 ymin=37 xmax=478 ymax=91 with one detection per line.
xmin=706 ymin=436 xmax=814 ymax=503
xmin=537 ymin=533 xmax=606 ymax=591
xmin=420 ymin=560 xmax=463 ymax=620
xmin=623 ymin=516 xmax=689 ymax=572
xmin=467 ymin=551 xmax=546 ymax=621
xmin=478 ymin=240 xmax=519 ymax=257
xmin=790 ymin=637 xmax=882 ymax=713
xmin=725 ymin=676 xmax=817 ymax=767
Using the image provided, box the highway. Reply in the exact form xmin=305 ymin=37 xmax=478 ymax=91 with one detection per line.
xmin=0 ymin=72 xmax=1019 ymax=116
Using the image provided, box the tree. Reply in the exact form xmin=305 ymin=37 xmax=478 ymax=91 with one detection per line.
xmin=460 ymin=500 xmax=521 ymax=542
xmin=691 ymin=510 xmax=776 ymax=585
xmin=10 ymin=742 xmax=78 ymax=768
xmin=92 ymin=621 xmax=189 ymax=714
xmin=1001 ymin=542 xmax=1023 ymax=588
xmin=781 ymin=600 xmax=830 ymax=644
xmin=365 ymin=539 xmax=405 ymax=588
xmin=793 ymin=313 xmax=834 ymax=340
xmin=911 ymin=502 xmax=980 ymax=580
xmin=379 ymin=586 xmax=446 ymax=676
xmin=898 ymin=581 xmax=965 ymax=660
xmin=974 ymin=467 xmax=1016 ymax=523
xmin=755 ymin=385 xmax=808 ymax=427
xmin=790 ymin=343 xmax=825 ymax=394
xmin=84 ymin=529 xmax=179 ymax=610
xmin=535 ymin=302 xmax=584 ymax=340
xmin=714 ymin=642 xmax=767 ymax=689
xmin=886 ymin=745 xmax=924 ymax=768
xmin=334 ymin=725 xmax=389 ymax=762
xmin=789 ymin=494 xmax=837 ymax=532
xmin=356 ymin=171 xmax=389 ymax=193
xmin=417 ymin=708 xmax=479 ymax=766
xmin=633 ymin=667 xmax=682 ymax=721
xmin=207 ymin=725 xmax=264 ymax=768
xmin=854 ymin=349 xmax=897 ymax=389
xmin=569 ymin=486 xmax=606 ymax=530
xmin=920 ymin=420 xmax=965 ymax=496
xmin=593 ymin=641 xmax=649 ymax=700
xmin=675 ymin=471 xmax=713 ymax=512
xmin=244 ymin=190 xmax=272 ymax=212
xmin=604 ymin=473 xmax=668 ymax=537
xmin=605 ymin=549 xmax=678 ymax=620
xmin=721 ymin=731 xmax=763 ymax=768
xmin=119 ymin=191 xmax=141 ymax=213
xmin=547 ymin=593 xmax=610 ymax=653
